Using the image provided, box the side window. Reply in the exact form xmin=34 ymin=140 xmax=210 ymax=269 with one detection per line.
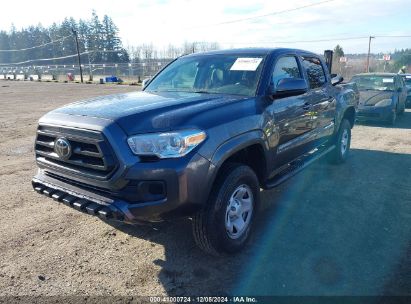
xmin=302 ymin=56 xmax=326 ymax=89
xmin=272 ymin=56 xmax=301 ymax=88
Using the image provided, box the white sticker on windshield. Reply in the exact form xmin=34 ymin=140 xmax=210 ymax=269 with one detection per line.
xmin=230 ymin=58 xmax=263 ymax=71
xmin=382 ymin=78 xmax=394 ymax=83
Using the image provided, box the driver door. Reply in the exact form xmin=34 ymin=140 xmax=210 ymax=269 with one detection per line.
xmin=267 ymin=55 xmax=312 ymax=167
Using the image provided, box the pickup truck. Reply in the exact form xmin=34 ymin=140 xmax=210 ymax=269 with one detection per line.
xmin=32 ymin=48 xmax=359 ymax=255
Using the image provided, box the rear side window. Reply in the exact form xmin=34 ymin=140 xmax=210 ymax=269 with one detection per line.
xmin=302 ymin=57 xmax=326 ymax=89
xmin=272 ymin=56 xmax=301 ymax=88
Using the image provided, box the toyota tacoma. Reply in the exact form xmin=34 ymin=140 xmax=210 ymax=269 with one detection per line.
xmin=32 ymin=48 xmax=358 ymax=255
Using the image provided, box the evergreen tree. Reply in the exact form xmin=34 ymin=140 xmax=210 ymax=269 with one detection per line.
xmin=334 ymin=44 xmax=345 ymax=58
xmin=0 ymin=12 xmax=130 ymax=65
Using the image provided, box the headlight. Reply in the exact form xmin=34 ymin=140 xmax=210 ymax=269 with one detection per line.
xmin=374 ymin=99 xmax=393 ymax=107
xmin=127 ymin=129 xmax=206 ymax=158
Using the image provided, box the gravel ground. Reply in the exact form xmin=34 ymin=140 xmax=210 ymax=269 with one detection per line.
xmin=0 ymin=81 xmax=410 ymax=298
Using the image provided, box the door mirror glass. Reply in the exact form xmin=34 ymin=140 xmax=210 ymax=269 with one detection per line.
xmin=331 ymin=75 xmax=344 ymax=86
xmin=272 ymin=78 xmax=308 ymax=98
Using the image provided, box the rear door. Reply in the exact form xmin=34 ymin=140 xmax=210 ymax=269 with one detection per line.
xmin=300 ymin=56 xmax=336 ymax=145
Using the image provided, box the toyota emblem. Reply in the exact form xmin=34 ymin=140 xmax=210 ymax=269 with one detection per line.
xmin=54 ymin=138 xmax=72 ymax=160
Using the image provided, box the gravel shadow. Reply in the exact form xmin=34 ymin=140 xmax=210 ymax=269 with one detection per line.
xmin=109 ymin=148 xmax=411 ymax=296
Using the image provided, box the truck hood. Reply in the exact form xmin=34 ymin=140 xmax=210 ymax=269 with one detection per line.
xmin=50 ymin=91 xmax=251 ymax=135
xmin=358 ymin=90 xmax=394 ymax=106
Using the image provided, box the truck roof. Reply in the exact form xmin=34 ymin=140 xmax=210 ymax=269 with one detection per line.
xmin=183 ymin=47 xmax=320 ymax=58
xmin=354 ymin=72 xmax=397 ymax=77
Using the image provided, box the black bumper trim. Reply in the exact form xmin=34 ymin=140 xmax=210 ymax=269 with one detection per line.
xmin=43 ymin=188 xmax=57 ymax=197
xmin=85 ymin=202 xmax=103 ymax=215
xmin=52 ymin=191 xmax=67 ymax=202
xmin=73 ymin=199 xmax=90 ymax=211
xmin=62 ymin=195 xmax=77 ymax=206
xmin=32 ymin=179 xmax=124 ymax=222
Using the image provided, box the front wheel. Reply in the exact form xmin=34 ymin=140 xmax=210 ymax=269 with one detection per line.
xmin=328 ymin=119 xmax=351 ymax=164
xmin=192 ymin=164 xmax=260 ymax=255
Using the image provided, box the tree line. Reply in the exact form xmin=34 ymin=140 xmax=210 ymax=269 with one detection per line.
xmin=332 ymin=44 xmax=411 ymax=74
xmin=0 ymin=11 xmax=129 ymax=65
xmin=0 ymin=12 xmax=221 ymax=67
xmin=128 ymin=41 xmax=220 ymax=63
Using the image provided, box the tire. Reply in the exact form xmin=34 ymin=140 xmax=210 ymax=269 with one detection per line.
xmin=328 ymin=119 xmax=351 ymax=164
xmin=192 ymin=163 xmax=260 ymax=255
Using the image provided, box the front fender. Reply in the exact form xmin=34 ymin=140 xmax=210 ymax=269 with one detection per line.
xmin=198 ymin=130 xmax=269 ymax=205
xmin=211 ymin=130 xmax=268 ymax=168
xmin=334 ymin=84 xmax=359 ymax=131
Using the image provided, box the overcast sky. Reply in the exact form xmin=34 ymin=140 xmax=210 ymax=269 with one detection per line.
xmin=1 ymin=0 xmax=410 ymax=54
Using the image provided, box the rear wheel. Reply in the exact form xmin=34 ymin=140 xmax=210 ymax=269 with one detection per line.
xmin=192 ymin=164 xmax=259 ymax=255
xmin=328 ymin=119 xmax=351 ymax=164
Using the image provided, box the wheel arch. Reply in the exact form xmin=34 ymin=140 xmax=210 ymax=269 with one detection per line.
xmin=342 ymin=106 xmax=356 ymax=128
xmin=201 ymin=130 xmax=269 ymax=205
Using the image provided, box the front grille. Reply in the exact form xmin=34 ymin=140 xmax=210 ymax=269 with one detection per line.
xmin=35 ymin=125 xmax=117 ymax=179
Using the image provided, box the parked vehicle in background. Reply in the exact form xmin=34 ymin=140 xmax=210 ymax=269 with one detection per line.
xmin=399 ymin=74 xmax=411 ymax=108
xmin=351 ymin=73 xmax=407 ymax=125
xmin=32 ymin=48 xmax=359 ymax=255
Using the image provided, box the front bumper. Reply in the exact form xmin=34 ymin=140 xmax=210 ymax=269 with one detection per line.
xmin=32 ymin=151 xmax=212 ymax=224
xmin=356 ymin=105 xmax=394 ymax=122
xmin=32 ymin=113 xmax=213 ymax=223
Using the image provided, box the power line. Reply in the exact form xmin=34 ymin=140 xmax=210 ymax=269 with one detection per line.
xmin=0 ymin=52 xmax=88 ymax=66
xmin=375 ymin=35 xmax=411 ymax=38
xmin=187 ymin=0 xmax=337 ymax=29
xmin=0 ymin=35 xmax=73 ymax=52
xmin=0 ymin=49 xmax=128 ymax=66
xmin=219 ymin=34 xmax=411 ymax=45
xmin=222 ymin=36 xmax=370 ymax=45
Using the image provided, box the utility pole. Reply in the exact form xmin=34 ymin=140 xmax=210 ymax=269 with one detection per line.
xmin=72 ymin=29 xmax=83 ymax=83
xmin=87 ymin=52 xmax=93 ymax=81
xmin=366 ymin=36 xmax=375 ymax=73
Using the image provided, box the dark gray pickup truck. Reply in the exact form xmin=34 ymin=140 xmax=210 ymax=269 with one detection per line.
xmin=32 ymin=48 xmax=359 ymax=254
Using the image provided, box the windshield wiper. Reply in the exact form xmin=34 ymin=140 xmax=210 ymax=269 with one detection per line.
xmin=190 ymin=90 xmax=211 ymax=94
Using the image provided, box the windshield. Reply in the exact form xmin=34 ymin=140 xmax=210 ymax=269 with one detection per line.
xmin=145 ymin=54 xmax=265 ymax=97
xmin=351 ymin=75 xmax=395 ymax=91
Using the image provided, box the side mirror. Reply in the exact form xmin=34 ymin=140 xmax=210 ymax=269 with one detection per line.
xmin=142 ymin=78 xmax=151 ymax=89
xmin=272 ymin=78 xmax=308 ymax=98
xmin=331 ymin=75 xmax=344 ymax=86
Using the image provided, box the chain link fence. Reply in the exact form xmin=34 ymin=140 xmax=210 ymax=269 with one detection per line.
xmin=0 ymin=59 xmax=172 ymax=83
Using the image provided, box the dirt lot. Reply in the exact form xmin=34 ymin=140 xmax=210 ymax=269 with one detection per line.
xmin=0 ymin=81 xmax=410 ymax=297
